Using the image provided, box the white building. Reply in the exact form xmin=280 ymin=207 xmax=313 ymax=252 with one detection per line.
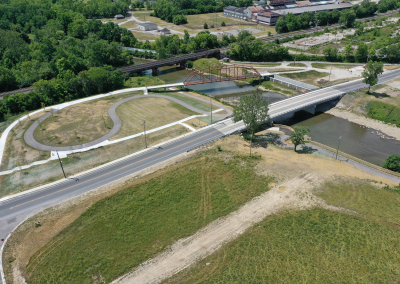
xmin=138 ymin=22 xmax=157 ymax=31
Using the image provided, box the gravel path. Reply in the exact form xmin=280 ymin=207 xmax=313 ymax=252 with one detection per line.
xmin=24 ymin=94 xmax=232 ymax=151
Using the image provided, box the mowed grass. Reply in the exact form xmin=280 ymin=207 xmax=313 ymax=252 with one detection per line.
xmin=131 ymin=11 xmax=170 ymax=26
xmin=26 ymin=154 xmax=272 ymax=284
xmin=311 ymin=63 xmax=362 ymax=69
xmin=184 ymin=13 xmax=257 ymax=30
xmin=33 ymin=93 xmax=139 ymax=147
xmin=112 ymin=97 xmax=198 ymax=139
xmin=163 ymin=92 xmax=218 ymax=112
xmin=164 ymin=208 xmax=400 ymax=283
xmin=193 ymin=58 xmax=223 ymax=70
xmin=280 ymin=70 xmax=329 ymax=85
xmin=287 ymin=62 xmax=307 ymax=67
xmin=366 ymin=100 xmax=400 ymax=127
xmin=125 ymin=75 xmax=166 ymax=88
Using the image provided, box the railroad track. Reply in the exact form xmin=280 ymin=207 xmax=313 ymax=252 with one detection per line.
xmin=0 ymin=87 xmax=34 ymax=98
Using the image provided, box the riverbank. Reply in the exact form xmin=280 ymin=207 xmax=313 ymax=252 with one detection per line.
xmin=327 ymin=108 xmax=400 ymax=141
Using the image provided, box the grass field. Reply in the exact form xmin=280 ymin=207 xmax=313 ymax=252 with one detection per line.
xmin=311 ymin=63 xmax=362 ymax=69
xmin=384 ymin=65 xmax=400 ymax=70
xmin=131 ymin=11 xmax=170 ymax=26
xmin=164 ymin=207 xmax=400 ymax=283
xmin=130 ymin=30 xmax=160 ymax=41
xmin=260 ymin=81 xmax=298 ymax=96
xmin=163 ymin=92 xmax=218 ymax=112
xmin=1 ymin=111 xmax=49 ymax=171
xmin=280 ymin=70 xmax=329 ymax=85
xmin=193 ymin=58 xmax=223 ymax=70
xmin=32 ymin=95 xmax=127 ymax=147
xmin=112 ymin=97 xmax=198 ymax=140
xmin=125 ymin=75 xmax=166 ymax=88
xmin=366 ymin=100 xmax=400 ymax=127
xmin=25 ymin=153 xmax=272 ymax=284
xmin=287 ymin=62 xmax=307 ymax=67
xmin=0 ymin=124 xmax=189 ymax=198
xmin=119 ymin=21 xmax=137 ymax=29
xmin=184 ymin=13 xmax=257 ymax=30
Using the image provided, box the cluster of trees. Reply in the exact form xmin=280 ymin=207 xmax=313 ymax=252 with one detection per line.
xmin=276 ymin=0 xmax=379 ymax=33
xmin=0 ymin=66 xmax=124 ymax=119
xmin=227 ymin=31 xmax=290 ymax=61
xmin=152 ymin=0 xmax=252 ymax=23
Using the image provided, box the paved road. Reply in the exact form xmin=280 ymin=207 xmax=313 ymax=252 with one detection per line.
xmin=24 ymin=94 xmax=233 ymax=151
xmin=1 ymin=69 xmax=400 ymax=284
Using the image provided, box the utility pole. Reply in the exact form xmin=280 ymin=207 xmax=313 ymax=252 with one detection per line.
xmin=142 ymin=118 xmax=147 ymax=148
xmin=335 ymin=136 xmax=342 ymax=160
xmin=250 ymin=133 xmax=253 ymax=157
xmin=294 ymin=50 xmax=297 ymax=66
xmin=56 ymin=150 xmax=66 ymax=178
xmin=329 ymin=62 xmax=333 ymax=84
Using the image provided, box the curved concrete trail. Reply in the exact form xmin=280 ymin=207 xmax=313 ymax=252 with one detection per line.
xmin=24 ymin=94 xmax=232 ymax=151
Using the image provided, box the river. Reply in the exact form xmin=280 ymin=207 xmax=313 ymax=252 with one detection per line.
xmin=134 ymin=59 xmax=399 ymax=166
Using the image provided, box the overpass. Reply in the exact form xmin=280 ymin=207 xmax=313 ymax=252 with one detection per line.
xmin=1 ymin=69 xmax=400 ymax=284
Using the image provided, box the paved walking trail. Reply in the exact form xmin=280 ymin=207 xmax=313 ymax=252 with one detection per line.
xmin=24 ymin=94 xmax=232 ymax=152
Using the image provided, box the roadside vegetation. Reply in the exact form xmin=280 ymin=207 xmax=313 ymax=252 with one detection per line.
xmin=260 ymin=81 xmax=298 ymax=96
xmin=287 ymin=62 xmax=307 ymax=67
xmin=125 ymin=75 xmax=167 ymax=88
xmin=163 ymin=92 xmax=219 ymax=112
xmin=24 ymin=151 xmax=272 ymax=284
xmin=193 ymin=58 xmax=223 ymax=70
xmin=279 ymin=70 xmax=329 ymax=85
xmin=367 ymin=101 xmax=400 ymax=127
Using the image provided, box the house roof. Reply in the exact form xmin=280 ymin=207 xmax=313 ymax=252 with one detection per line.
xmin=296 ymin=1 xmax=312 ymax=6
xmin=224 ymin=6 xmax=238 ymax=11
xmin=235 ymin=7 xmax=246 ymax=13
xmin=259 ymin=11 xmax=281 ymax=17
xmin=139 ymin=22 xmax=157 ymax=27
xmin=249 ymin=6 xmax=267 ymax=12
xmin=114 ymin=14 xmax=124 ymax=17
xmin=275 ymin=2 xmax=352 ymax=14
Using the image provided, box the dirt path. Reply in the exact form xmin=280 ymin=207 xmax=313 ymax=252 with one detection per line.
xmin=112 ymin=173 xmax=344 ymax=284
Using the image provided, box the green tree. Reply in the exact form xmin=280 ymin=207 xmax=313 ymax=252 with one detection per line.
xmin=339 ymin=10 xmax=356 ymax=27
xmin=362 ymin=60 xmax=383 ymax=92
xmin=343 ymin=44 xmax=354 ymax=61
xmin=383 ymin=154 xmax=400 ymax=173
xmin=0 ymin=66 xmax=18 ymax=91
xmin=204 ymin=22 xmax=208 ymax=29
xmin=233 ymin=90 xmax=269 ymax=156
xmin=289 ymin=126 xmax=310 ymax=152
xmin=355 ymin=42 xmax=368 ymax=62
xmin=221 ymin=21 xmax=226 ymax=26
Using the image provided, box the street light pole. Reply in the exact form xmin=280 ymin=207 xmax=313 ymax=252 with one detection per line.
xmin=335 ymin=136 xmax=342 ymax=160
xmin=142 ymin=118 xmax=147 ymax=148
xmin=56 ymin=150 xmax=66 ymax=178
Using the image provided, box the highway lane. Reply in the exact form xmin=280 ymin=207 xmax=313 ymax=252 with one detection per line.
xmin=1 ymin=69 xmax=400 ymax=284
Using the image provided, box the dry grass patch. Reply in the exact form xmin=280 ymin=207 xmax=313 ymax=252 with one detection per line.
xmin=0 ymin=124 xmax=189 ymax=198
xmin=33 ymin=92 xmax=140 ymax=147
xmin=120 ymin=21 xmax=137 ymax=29
xmin=130 ymin=30 xmax=160 ymax=41
xmin=132 ymin=12 xmax=170 ymax=26
xmin=384 ymin=65 xmax=400 ymax=70
xmin=112 ymin=97 xmax=198 ymax=140
xmin=1 ymin=111 xmax=49 ymax=171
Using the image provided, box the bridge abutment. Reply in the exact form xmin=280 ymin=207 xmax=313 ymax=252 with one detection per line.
xmin=152 ymin=68 xmax=160 ymax=76
xmin=303 ymin=105 xmax=316 ymax=115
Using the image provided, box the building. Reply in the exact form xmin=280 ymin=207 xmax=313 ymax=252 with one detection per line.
xmin=257 ymin=11 xmax=281 ymax=25
xmin=138 ymin=22 xmax=157 ymax=31
xmin=245 ymin=5 xmax=268 ymax=21
xmin=276 ymin=2 xmax=353 ymax=16
xmin=158 ymin=27 xmax=171 ymax=35
xmin=223 ymin=6 xmax=247 ymax=19
xmin=114 ymin=14 xmax=125 ymax=20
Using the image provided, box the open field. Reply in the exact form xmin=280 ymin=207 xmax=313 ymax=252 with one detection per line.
xmin=1 ymin=111 xmax=49 ymax=171
xmin=280 ymin=70 xmax=329 ymax=85
xmin=32 ymin=93 xmax=140 ymax=147
xmin=22 ymin=151 xmax=272 ymax=284
xmin=4 ymin=130 xmax=399 ymax=283
xmin=164 ymin=207 xmax=400 ymax=283
xmin=0 ymin=124 xmax=189 ymax=198
xmin=163 ymin=92 xmax=217 ymax=112
xmin=119 ymin=21 xmax=138 ymax=29
xmin=130 ymin=31 xmax=160 ymax=41
xmin=131 ymin=11 xmax=170 ymax=27
xmin=384 ymin=65 xmax=400 ymax=70
xmin=311 ymin=63 xmax=363 ymax=69
xmin=112 ymin=96 xmax=198 ymax=140
xmin=184 ymin=13 xmax=257 ymax=30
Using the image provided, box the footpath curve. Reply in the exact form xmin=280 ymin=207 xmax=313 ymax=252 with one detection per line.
xmin=24 ymin=94 xmax=232 ymax=152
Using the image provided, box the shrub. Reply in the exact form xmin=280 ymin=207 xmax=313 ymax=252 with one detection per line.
xmin=383 ymin=155 xmax=400 ymax=172
xmin=221 ymin=21 xmax=226 ymax=26
xmin=204 ymin=22 xmax=208 ymax=29
xmin=186 ymin=60 xmax=193 ymax=68
xmin=172 ymin=14 xmax=188 ymax=25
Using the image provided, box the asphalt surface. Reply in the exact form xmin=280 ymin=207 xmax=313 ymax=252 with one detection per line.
xmin=1 ymin=69 xmax=400 ymax=284
xmin=24 ymin=94 xmax=233 ymax=151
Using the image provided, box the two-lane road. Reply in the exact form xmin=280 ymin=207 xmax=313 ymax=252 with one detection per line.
xmin=1 ymin=69 xmax=400 ymax=284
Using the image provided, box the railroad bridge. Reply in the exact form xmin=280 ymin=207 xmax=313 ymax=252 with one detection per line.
xmin=119 ymin=49 xmax=221 ymax=76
